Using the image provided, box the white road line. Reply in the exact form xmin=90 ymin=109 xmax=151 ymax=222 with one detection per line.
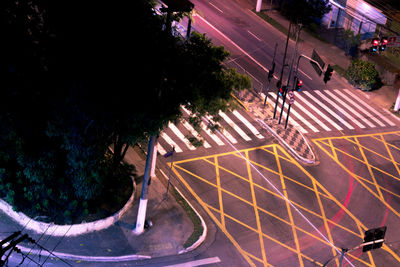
xmin=331 ymin=90 xmax=376 ymax=128
xmin=269 ymin=92 xmax=314 ymax=133
xmin=200 ymin=121 xmax=225 ymax=146
xmin=194 ymin=14 xmax=269 ymax=73
xmin=382 ymin=108 xmax=400 ymax=122
xmin=232 ymin=110 xmax=264 ymax=138
xmin=209 ymin=2 xmax=223 ymax=13
xmin=218 ymin=111 xmax=252 ymax=141
xmin=160 ymin=132 xmax=183 ymax=153
xmin=182 ymin=120 xmax=212 ymax=148
xmin=317 ymin=90 xmax=365 ymax=128
xmin=247 ymin=30 xmax=262 ymax=42
xmin=156 ymin=143 xmax=167 ymax=155
xmin=305 ymin=91 xmax=355 ymax=130
xmin=291 ymin=92 xmax=331 ymax=131
xmin=168 ymin=123 xmax=196 ymax=150
xmin=299 ymin=69 xmax=312 ymax=80
xmin=165 ymin=257 xmax=221 ymax=267
xmin=206 ymin=115 xmax=238 ymax=144
xmin=344 ymin=89 xmax=395 ymax=126
xmin=267 ymin=93 xmax=308 ymax=133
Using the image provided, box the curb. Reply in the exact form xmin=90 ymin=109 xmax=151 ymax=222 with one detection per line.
xmin=158 ymin=169 xmax=207 ymax=255
xmin=257 ymin=118 xmax=315 ymax=164
xmin=0 ymin=177 xmax=136 ymax=237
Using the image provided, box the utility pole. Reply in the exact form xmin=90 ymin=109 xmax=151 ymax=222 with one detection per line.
xmin=133 ymin=135 xmax=157 ymax=235
xmin=264 ymin=43 xmax=278 ymax=106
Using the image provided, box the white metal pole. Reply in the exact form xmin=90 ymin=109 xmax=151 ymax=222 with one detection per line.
xmin=133 ymin=136 xmax=156 ymax=235
xmin=394 ymin=87 xmax=400 ymax=112
xmin=256 ymin=0 xmax=262 ymax=12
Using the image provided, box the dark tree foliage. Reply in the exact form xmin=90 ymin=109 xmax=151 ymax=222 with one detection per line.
xmin=280 ymin=0 xmax=331 ymax=26
xmin=0 ymin=0 xmax=249 ymax=222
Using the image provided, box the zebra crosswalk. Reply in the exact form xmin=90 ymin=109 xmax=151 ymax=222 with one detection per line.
xmin=157 ymin=88 xmax=398 ymax=154
xmin=157 ymin=108 xmax=265 ymax=154
xmin=266 ymin=88 xmax=398 ymax=134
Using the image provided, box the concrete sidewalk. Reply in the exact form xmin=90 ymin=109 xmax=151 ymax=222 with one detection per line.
xmin=0 ymin=146 xmax=200 ymax=266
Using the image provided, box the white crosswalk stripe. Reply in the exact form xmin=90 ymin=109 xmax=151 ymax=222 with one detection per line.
xmin=206 ymin=115 xmax=238 ymax=144
xmin=344 ymin=89 xmax=396 ymax=126
xmin=182 ymin=119 xmax=212 ymax=148
xmin=315 ymin=90 xmax=365 ymax=128
xmin=168 ymin=123 xmax=196 ymax=150
xmin=232 ymin=110 xmax=264 ymax=139
xmin=218 ymin=110 xmax=252 ymax=141
xmin=156 ymin=88 xmax=397 ymax=153
xmin=333 ymin=90 xmax=377 ymax=128
xmin=268 ymin=92 xmax=309 ymax=133
xmin=160 ymin=132 xmax=183 ymax=153
xmin=295 ymin=93 xmax=334 ymax=131
xmin=304 ymin=91 xmax=355 ymax=130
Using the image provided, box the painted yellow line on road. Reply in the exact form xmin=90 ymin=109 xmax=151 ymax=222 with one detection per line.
xmin=171 ymin=165 xmax=256 ymax=267
xmin=274 ymin=146 xmax=304 ymax=267
xmin=245 ymin=150 xmax=268 ymax=266
xmin=380 ymin=134 xmax=400 ymax=178
xmin=312 ymin=140 xmax=400 ymax=264
xmin=280 ymin=144 xmax=393 ymax=266
xmin=231 ymin=93 xmax=249 ymax=112
xmin=215 ymin=156 xmax=225 ymax=228
xmin=232 ymin=151 xmax=332 ymax=199
xmin=311 ymin=172 xmax=338 ymax=266
xmin=328 ymin=139 xmax=338 ymax=161
xmin=354 ymin=137 xmax=385 ymax=201
xmin=344 ymin=136 xmax=400 ymax=168
xmin=317 ymin=139 xmax=400 ymax=183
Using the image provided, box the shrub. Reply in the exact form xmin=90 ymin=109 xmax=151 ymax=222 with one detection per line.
xmin=345 ymin=59 xmax=382 ymax=91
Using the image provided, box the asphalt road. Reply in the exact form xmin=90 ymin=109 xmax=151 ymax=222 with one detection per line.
xmin=160 ymin=0 xmax=400 ymax=266
xmin=171 ymin=131 xmax=400 ymax=266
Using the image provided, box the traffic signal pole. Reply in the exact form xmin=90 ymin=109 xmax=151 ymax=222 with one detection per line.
xmin=273 ymin=22 xmax=291 ymax=119
xmin=264 ymin=43 xmax=278 ymax=106
xmin=278 ymin=24 xmax=301 ymax=125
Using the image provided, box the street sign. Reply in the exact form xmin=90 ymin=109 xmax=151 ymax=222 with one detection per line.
xmin=310 ymin=49 xmax=325 ymax=76
xmin=288 ymin=91 xmax=295 ymax=105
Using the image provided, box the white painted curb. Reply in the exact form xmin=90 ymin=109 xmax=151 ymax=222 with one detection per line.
xmin=257 ymin=118 xmax=315 ymax=164
xmin=159 ymin=169 xmax=207 ymax=254
xmin=0 ymin=178 xmax=136 ymax=237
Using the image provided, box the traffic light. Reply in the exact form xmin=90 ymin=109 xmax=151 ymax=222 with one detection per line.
xmin=278 ymin=86 xmax=287 ymax=96
xmin=379 ymin=37 xmax=388 ymax=51
xmin=323 ymin=65 xmax=333 ymax=84
xmin=294 ymin=77 xmax=303 ymax=92
xmin=268 ymin=62 xmax=276 ymax=82
xmin=362 ymin=226 xmax=386 ymax=252
xmin=370 ymin=37 xmax=379 ymax=52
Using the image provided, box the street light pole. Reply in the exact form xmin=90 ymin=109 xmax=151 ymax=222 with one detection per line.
xmin=133 ymin=135 xmax=157 ymax=235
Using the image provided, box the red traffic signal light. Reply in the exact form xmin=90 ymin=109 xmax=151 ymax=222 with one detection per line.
xmin=372 ymin=38 xmax=379 ymax=46
xmin=278 ymin=86 xmax=287 ymax=96
xmin=294 ymin=77 xmax=303 ymax=91
xmin=381 ymin=37 xmax=388 ymax=45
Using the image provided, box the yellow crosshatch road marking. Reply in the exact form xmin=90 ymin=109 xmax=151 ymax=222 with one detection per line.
xmin=171 ymin=137 xmax=400 ymax=266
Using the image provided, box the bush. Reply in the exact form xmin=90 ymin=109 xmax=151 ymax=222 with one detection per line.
xmin=345 ymin=59 xmax=382 ymax=91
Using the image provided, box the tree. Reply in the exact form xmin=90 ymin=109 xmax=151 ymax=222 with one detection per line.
xmin=0 ymin=0 xmax=250 ymax=222
xmin=345 ymin=59 xmax=382 ymax=91
xmin=280 ymin=0 xmax=331 ymax=26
